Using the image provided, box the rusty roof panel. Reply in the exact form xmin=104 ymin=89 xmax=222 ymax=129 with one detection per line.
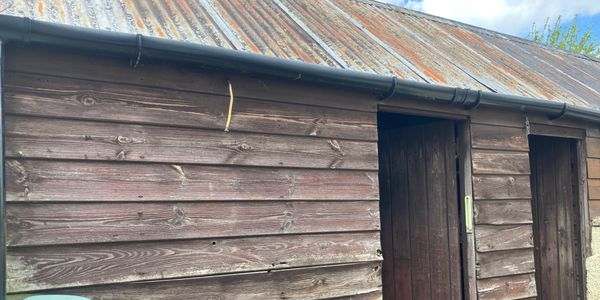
xmin=383 ymin=9 xmax=548 ymax=98
xmin=433 ymin=20 xmax=589 ymax=105
xmin=2 ymin=0 xmax=599 ymax=110
xmin=208 ymin=0 xmax=341 ymax=67
xmin=331 ymin=0 xmax=487 ymax=89
xmin=277 ymin=0 xmax=424 ymax=81
xmin=479 ymin=34 xmax=600 ymax=108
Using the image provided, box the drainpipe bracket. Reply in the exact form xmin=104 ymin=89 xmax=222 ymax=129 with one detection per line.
xmin=464 ymin=90 xmax=482 ymax=110
xmin=378 ymin=76 xmax=398 ymax=100
xmin=130 ymin=34 xmax=143 ymax=68
xmin=549 ymin=102 xmax=568 ymax=120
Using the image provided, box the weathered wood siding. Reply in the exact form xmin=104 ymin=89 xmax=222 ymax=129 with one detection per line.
xmin=470 ymin=110 xmax=537 ymax=300
xmin=4 ymin=45 xmax=382 ymax=298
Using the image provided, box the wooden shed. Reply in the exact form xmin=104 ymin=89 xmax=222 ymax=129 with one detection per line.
xmin=1 ymin=1 xmax=600 ymax=299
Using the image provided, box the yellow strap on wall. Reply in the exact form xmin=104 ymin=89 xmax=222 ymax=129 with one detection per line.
xmin=224 ymin=79 xmax=234 ymax=132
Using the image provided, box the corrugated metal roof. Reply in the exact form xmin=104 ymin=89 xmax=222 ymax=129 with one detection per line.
xmin=2 ymin=0 xmax=599 ymax=109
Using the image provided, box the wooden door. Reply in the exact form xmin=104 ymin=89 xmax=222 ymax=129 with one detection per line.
xmin=379 ymin=120 xmax=462 ymax=300
xmin=529 ymin=136 xmax=583 ymax=299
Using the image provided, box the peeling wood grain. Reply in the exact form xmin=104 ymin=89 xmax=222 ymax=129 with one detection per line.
xmin=475 ymin=225 xmax=534 ymax=252
xmin=5 ymin=72 xmax=377 ymax=141
xmin=6 ymin=115 xmax=377 ymax=170
xmin=477 ymin=273 xmax=536 ymax=300
xmin=476 ymin=249 xmax=535 ymax=278
xmin=5 ymin=47 xmax=377 ymax=112
xmin=471 ymin=124 xmax=528 ymax=151
xmin=7 ymin=201 xmax=380 ymax=246
xmin=5 ymin=160 xmax=379 ymax=201
xmin=474 ymin=200 xmax=533 ymax=225
xmin=7 ymin=232 xmax=382 ymax=292
xmin=472 ymin=150 xmax=530 ymax=175
xmin=473 ymin=175 xmax=531 ymax=200
xmin=7 ymin=262 xmax=382 ymax=299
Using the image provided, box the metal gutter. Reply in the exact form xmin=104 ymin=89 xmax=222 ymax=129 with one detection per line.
xmin=0 ymin=14 xmax=599 ymax=124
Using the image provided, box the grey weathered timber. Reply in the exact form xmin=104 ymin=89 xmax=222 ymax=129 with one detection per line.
xmin=5 ymin=115 xmax=378 ymax=170
xmin=8 ymin=231 xmax=381 ymax=292
xmin=7 ymin=262 xmax=382 ymax=300
xmin=5 ymin=72 xmax=377 ymax=141
xmin=6 ymin=160 xmax=379 ymax=201
xmin=477 ymin=273 xmax=536 ymax=299
xmin=6 ymin=201 xmax=380 ymax=246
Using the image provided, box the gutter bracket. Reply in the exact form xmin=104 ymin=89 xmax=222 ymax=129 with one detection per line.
xmin=449 ymin=87 xmax=469 ymax=106
xmin=21 ymin=17 xmax=32 ymax=44
xmin=131 ymin=34 xmax=143 ymax=68
xmin=378 ymin=76 xmax=398 ymax=100
xmin=549 ymin=102 xmax=568 ymax=120
xmin=464 ymin=90 xmax=482 ymax=110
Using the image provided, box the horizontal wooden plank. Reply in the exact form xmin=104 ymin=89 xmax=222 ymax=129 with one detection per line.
xmin=475 ymin=225 xmax=534 ymax=252
xmin=6 ymin=200 xmax=380 ymax=247
xmin=5 ymin=46 xmax=377 ymax=112
xmin=470 ymin=108 xmax=525 ymax=128
xmin=6 ymin=160 xmax=379 ymax=201
xmin=588 ymin=158 xmax=600 ymax=179
xmin=472 ymin=150 xmax=530 ymax=175
xmin=7 ymin=262 xmax=382 ymax=299
xmin=476 ymin=249 xmax=535 ymax=279
xmin=7 ymin=231 xmax=381 ymax=292
xmin=471 ymin=124 xmax=528 ymax=151
xmin=474 ymin=200 xmax=533 ymax=225
xmin=5 ymin=72 xmax=377 ymax=141
xmin=587 ymin=137 xmax=600 ymax=158
xmin=477 ymin=273 xmax=536 ymax=300
xmin=529 ymin=123 xmax=586 ymax=139
xmin=5 ymin=115 xmax=377 ymax=170
xmin=473 ymin=175 xmax=531 ymax=200
xmin=589 ymin=179 xmax=600 ymax=200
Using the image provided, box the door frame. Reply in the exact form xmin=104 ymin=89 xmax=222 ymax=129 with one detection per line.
xmin=377 ymin=107 xmax=476 ymax=300
xmin=528 ymin=123 xmax=590 ymax=298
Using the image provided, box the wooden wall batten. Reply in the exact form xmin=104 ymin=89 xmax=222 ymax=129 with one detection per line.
xmin=3 ymin=45 xmax=383 ymax=297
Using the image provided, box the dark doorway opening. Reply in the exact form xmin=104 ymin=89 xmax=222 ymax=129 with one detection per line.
xmin=378 ymin=112 xmax=464 ymax=300
xmin=529 ymin=135 xmax=584 ymax=299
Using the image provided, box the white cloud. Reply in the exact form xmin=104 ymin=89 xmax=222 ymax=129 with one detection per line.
xmin=378 ymin=0 xmax=600 ymax=36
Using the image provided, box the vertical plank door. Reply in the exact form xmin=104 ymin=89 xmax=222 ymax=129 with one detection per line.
xmin=529 ymin=136 xmax=583 ymax=299
xmin=380 ymin=120 xmax=462 ymax=300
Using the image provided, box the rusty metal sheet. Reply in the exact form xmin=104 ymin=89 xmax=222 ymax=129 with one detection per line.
xmin=2 ymin=0 xmax=237 ymax=48
xmin=331 ymin=0 xmax=487 ymax=89
xmin=433 ymin=21 xmax=589 ymax=105
xmin=2 ymin=0 xmax=600 ymax=109
xmin=382 ymin=8 xmax=548 ymax=98
xmin=208 ymin=0 xmax=341 ymax=67
xmin=479 ymin=33 xmax=600 ymax=109
xmin=277 ymin=0 xmax=424 ymax=81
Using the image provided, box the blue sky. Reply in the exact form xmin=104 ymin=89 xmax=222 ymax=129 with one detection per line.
xmin=379 ymin=0 xmax=600 ymax=41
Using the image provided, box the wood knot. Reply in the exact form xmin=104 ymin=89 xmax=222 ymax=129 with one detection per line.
xmin=238 ymin=143 xmax=254 ymax=151
xmin=508 ymin=177 xmax=515 ymax=185
xmin=327 ymin=139 xmax=345 ymax=156
xmin=114 ymin=136 xmax=132 ymax=144
xmin=80 ymin=95 xmax=98 ymax=106
xmin=115 ymin=150 xmax=127 ymax=160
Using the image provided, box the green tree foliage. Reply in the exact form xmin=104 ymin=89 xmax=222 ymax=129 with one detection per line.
xmin=529 ymin=15 xmax=600 ymax=58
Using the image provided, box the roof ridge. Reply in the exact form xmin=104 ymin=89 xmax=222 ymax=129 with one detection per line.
xmin=366 ymin=0 xmax=600 ymax=64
